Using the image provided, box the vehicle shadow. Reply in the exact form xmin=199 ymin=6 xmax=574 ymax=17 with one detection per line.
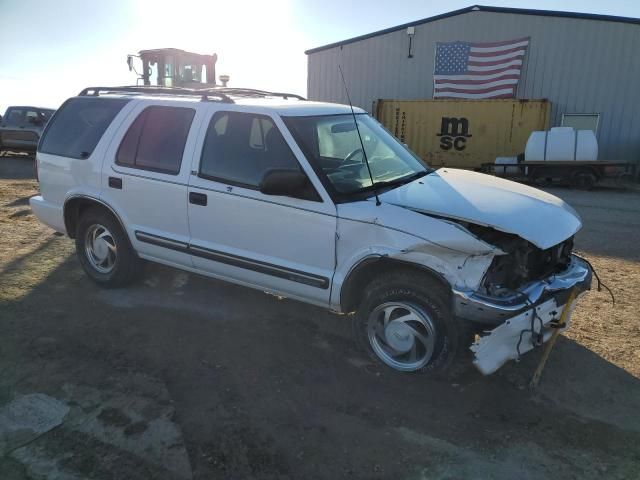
xmin=2 ymin=255 xmax=640 ymax=479
xmin=4 ymin=196 xmax=31 ymax=208
xmin=0 ymin=236 xmax=59 ymax=279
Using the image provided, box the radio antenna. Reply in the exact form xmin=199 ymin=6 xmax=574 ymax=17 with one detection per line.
xmin=338 ymin=65 xmax=381 ymax=206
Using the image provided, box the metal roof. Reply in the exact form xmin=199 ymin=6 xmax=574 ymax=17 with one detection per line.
xmin=305 ymin=4 xmax=640 ymax=54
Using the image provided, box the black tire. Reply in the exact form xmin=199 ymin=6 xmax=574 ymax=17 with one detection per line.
xmin=530 ymin=166 xmax=555 ymax=186
xmin=75 ymin=207 xmax=141 ymax=288
xmin=570 ymin=169 xmax=597 ymax=190
xmin=352 ymin=269 xmax=463 ymax=375
xmin=616 ymin=172 xmax=634 ymax=189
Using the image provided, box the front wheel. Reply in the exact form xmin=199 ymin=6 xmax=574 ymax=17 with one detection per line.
xmin=353 ymin=270 xmax=462 ymax=374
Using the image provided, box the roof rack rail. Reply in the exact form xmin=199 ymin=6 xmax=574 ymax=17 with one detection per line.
xmin=200 ymin=87 xmax=306 ymax=101
xmin=77 ymin=86 xmax=234 ymax=103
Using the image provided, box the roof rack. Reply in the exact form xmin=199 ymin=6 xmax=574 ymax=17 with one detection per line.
xmin=200 ymin=87 xmax=306 ymax=101
xmin=78 ymin=86 xmax=306 ymax=103
xmin=78 ymin=86 xmax=234 ymax=103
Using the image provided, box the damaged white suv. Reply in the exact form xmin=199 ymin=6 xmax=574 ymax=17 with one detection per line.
xmin=30 ymin=86 xmax=592 ymax=375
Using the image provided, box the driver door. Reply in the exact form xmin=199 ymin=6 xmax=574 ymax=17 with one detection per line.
xmin=187 ymin=108 xmax=337 ymax=306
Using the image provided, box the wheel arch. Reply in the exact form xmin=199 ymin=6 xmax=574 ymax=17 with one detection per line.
xmin=340 ymin=256 xmax=452 ymax=313
xmin=63 ymin=195 xmax=128 ymax=240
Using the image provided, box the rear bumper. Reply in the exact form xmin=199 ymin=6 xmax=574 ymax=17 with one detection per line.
xmin=452 ymin=255 xmax=592 ymax=325
xmin=29 ymin=195 xmax=66 ymax=234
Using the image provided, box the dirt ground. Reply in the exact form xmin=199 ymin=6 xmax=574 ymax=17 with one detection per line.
xmin=1 ymin=156 xmax=639 ymax=479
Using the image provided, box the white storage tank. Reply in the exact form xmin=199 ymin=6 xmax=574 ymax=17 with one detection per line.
xmin=525 ymin=127 xmax=598 ymax=161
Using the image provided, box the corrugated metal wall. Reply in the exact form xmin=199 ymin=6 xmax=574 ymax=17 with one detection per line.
xmin=307 ymin=11 xmax=640 ymax=162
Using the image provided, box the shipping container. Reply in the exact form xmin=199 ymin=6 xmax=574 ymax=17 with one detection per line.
xmin=375 ymin=99 xmax=550 ymax=169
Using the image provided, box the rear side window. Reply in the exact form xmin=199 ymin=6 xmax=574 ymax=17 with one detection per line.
xmin=39 ymin=98 xmax=129 ymax=159
xmin=116 ymin=106 xmax=195 ymax=175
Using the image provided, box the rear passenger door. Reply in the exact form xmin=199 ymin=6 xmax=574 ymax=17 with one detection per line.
xmin=102 ymin=102 xmax=201 ymax=267
xmin=188 ymin=109 xmax=337 ymax=305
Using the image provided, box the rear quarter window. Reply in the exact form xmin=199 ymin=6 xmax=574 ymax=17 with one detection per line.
xmin=39 ymin=98 xmax=129 ymax=159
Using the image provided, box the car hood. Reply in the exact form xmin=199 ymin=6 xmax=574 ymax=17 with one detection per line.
xmin=378 ymin=168 xmax=582 ymax=250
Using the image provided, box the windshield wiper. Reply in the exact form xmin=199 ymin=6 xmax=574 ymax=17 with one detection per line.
xmin=368 ymin=170 xmax=429 ymax=190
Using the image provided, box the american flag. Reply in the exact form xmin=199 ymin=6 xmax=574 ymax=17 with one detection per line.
xmin=433 ymin=37 xmax=530 ymax=99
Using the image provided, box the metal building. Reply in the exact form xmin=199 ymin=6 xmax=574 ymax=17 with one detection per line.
xmin=306 ymin=5 xmax=640 ymax=162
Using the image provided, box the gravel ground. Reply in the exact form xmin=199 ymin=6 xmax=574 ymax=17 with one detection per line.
xmin=1 ymin=157 xmax=639 ymax=479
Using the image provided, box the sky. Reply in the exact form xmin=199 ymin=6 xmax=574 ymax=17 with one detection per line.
xmin=1 ymin=0 xmax=639 ymax=113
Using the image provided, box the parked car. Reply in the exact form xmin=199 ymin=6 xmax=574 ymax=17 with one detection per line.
xmin=0 ymin=106 xmax=55 ymax=153
xmin=29 ymin=87 xmax=592 ymax=375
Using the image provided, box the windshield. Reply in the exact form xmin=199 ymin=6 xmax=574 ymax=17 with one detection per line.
xmin=283 ymin=114 xmax=428 ymax=196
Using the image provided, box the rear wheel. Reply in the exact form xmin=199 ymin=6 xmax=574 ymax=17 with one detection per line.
xmin=75 ymin=208 xmax=141 ymax=287
xmin=570 ymin=169 xmax=597 ymax=190
xmin=615 ymin=172 xmax=634 ymax=189
xmin=353 ymin=270 xmax=463 ymax=374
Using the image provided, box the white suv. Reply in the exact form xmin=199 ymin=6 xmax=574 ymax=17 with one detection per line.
xmin=30 ymin=86 xmax=591 ymax=375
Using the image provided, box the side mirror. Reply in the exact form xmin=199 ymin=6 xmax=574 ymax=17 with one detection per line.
xmin=259 ymin=168 xmax=308 ymax=198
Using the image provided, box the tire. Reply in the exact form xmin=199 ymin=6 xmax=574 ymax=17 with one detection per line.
xmin=352 ymin=270 xmax=463 ymax=374
xmin=75 ymin=207 xmax=141 ymax=288
xmin=530 ymin=166 xmax=555 ymax=186
xmin=616 ymin=172 xmax=634 ymax=189
xmin=570 ymin=169 xmax=597 ymax=190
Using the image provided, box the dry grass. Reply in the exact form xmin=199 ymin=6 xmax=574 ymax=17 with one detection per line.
xmin=0 ymin=180 xmax=73 ymax=302
xmin=568 ymin=254 xmax=640 ymax=377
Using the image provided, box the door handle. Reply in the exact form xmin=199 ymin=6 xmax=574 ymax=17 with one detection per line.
xmin=189 ymin=192 xmax=207 ymax=206
xmin=108 ymin=176 xmax=122 ymax=189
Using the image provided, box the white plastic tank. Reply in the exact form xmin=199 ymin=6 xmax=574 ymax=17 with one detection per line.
xmin=525 ymin=127 xmax=598 ymax=161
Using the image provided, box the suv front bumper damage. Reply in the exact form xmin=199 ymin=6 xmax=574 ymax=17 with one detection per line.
xmin=452 ymin=255 xmax=592 ymax=375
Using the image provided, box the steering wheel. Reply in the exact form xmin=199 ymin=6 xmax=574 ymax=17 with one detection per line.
xmin=343 ymin=148 xmax=364 ymax=164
